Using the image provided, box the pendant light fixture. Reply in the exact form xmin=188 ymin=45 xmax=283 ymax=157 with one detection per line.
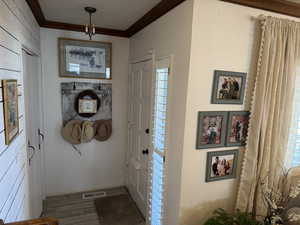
xmin=84 ymin=7 xmax=97 ymax=40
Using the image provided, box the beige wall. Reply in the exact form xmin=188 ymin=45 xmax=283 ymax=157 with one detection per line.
xmin=179 ymin=1 xmax=300 ymax=225
xmin=130 ymin=1 xmax=194 ymax=224
xmin=40 ymin=28 xmax=129 ymax=196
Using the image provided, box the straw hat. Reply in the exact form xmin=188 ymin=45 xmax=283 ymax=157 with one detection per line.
xmin=94 ymin=120 xmax=112 ymax=142
xmin=61 ymin=120 xmax=82 ymax=145
xmin=81 ymin=121 xmax=95 ymax=143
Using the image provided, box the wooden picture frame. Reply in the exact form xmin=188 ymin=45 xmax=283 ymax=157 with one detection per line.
xmin=206 ymin=149 xmax=239 ymax=182
xmin=58 ymin=38 xmax=112 ymax=80
xmin=226 ymin=111 xmax=250 ymax=147
xmin=211 ymin=70 xmax=247 ymax=104
xmin=2 ymin=80 xmax=19 ymax=145
xmin=196 ymin=111 xmax=228 ymax=149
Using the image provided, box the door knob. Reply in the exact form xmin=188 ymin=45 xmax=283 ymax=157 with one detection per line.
xmin=145 ymin=128 xmax=150 ymax=134
xmin=142 ymin=149 xmax=149 ymax=155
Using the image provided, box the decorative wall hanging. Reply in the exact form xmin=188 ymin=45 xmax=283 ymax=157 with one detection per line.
xmin=58 ymin=38 xmax=112 ymax=80
xmin=205 ymin=149 xmax=239 ymax=182
xmin=211 ymin=70 xmax=247 ymax=104
xmin=196 ymin=111 xmax=228 ymax=149
xmin=226 ymin=111 xmax=250 ymax=147
xmin=75 ymin=89 xmax=100 ymax=117
xmin=61 ymin=82 xmax=112 ymax=125
xmin=2 ymin=80 xmax=19 ymax=145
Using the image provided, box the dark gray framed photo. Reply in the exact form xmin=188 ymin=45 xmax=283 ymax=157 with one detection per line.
xmin=58 ymin=38 xmax=112 ymax=80
xmin=211 ymin=70 xmax=247 ymax=104
xmin=206 ymin=149 xmax=239 ymax=182
xmin=226 ymin=111 xmax=250 ymax=147
xmin=196 ymin=111 xmax=228 ymax=149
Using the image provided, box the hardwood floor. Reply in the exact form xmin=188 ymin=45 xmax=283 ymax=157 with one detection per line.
xmin=42 ymin=187 xmax=128 ymax=225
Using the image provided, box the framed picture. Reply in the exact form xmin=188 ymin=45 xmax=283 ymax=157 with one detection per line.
xmin=58 ymin=38 xmax=112 ymax=80
xmin=211 ymin=70 xmax=247 ymax=104
xmin=226 ymin=111 xmax=250 ymax=147
xmin=206 ymin=149 xmax=239 ymax=182
xmin=2 ymin=80 xmax=19 ymax=145
xmin=196 ymin=111 xmax=228 ymax=149
xmin=78 ymin=99 xmax=97 ymax=114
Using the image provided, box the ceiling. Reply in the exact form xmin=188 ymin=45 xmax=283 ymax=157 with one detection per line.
xmin=26 ymin=0 xmax=186 ymax=37
xmin=39 ymin=0 xmax=161 ymax=30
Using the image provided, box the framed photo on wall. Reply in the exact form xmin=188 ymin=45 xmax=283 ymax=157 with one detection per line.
xmin=78 ymin=99 xmax=97 ymax=114
xmin=211 ymin=70 xmax=247 ymax=104
xmin=205 ymin=149 xmax=239 ymax=182
xmin=226 ymin=111 xmax=250 ymax=147
xmin=58 ymin=38 xmax=112 ymax=80
xmin=196 ymin=111 xmax=228 ymax=149
xmin=2 ymin=80 xmax=19 ymax=145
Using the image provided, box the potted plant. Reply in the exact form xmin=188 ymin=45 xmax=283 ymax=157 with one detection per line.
xmin=204 ymin=208 xmax=263 ymax=225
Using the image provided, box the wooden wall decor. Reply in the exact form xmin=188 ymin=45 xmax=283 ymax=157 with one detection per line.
xmin=61 ymin=82 xmax=112 ymax=125
xmin=25 ymin=0 xmax=187 ymax=37
xmin=221 ymin=0 xmax=300 ymax=19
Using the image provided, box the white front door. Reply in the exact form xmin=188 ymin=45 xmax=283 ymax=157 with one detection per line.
xmin=22 ymin=50 xmax=44 ymax=218
xmin=127 ymin=59 xmax=153 ymax=217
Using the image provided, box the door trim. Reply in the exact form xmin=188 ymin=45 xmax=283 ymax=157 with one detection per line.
xmin=21 ymin=49 xmax=45 ymax=217
xmin=130 ymin=50 xmax=155 ymax=64
xmin=147 ymin=55 xmax=173 ymax=225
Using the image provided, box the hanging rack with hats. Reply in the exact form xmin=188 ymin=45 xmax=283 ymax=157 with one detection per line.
xmin=60 ymin=82 xmax=113 ymax=151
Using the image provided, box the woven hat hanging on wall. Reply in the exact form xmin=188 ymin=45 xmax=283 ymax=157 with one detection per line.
xmin=61 ymin=120 xmax=82 ymax=145
xmin=81 ymin=121 xmax=95 ymax=143
xmin=94 ymin=120 xmax=112 ymax=142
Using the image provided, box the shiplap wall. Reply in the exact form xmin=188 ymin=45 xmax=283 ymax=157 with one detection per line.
xmin=0 ymin=0 xmax=40 ymax=222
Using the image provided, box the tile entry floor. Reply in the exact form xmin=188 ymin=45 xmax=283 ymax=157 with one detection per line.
xmin=42 ymin=187 xmax=145 ymax=225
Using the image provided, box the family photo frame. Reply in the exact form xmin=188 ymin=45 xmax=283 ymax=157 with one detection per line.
xmin=58 ymin=38 xmax=112 ymax=80
xmin=196 ymin=111 xmax=228 ymax=149
xmin=211 ymin=70 xmax=247 ymax=104
xmin=196 ymin=111 xmax=250 ymax=149
xmin=205 ymin=149 xmax=239 ymax=182
xmin=226 ymin=111 xmax=250 ymax=147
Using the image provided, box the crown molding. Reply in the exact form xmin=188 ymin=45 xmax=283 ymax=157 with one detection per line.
xmin=25 ymin=0 xmax=46 ymax=26
xmin=25 ymin=0 xmax=129 ymax=37
xmin=42 ymin=20 xmax=129 ymax=37
xmin=126 ymin=0 xmax=187 ymax=36
xmin=26 ymin=0 xmax=187 ymax=38
xmin=221 ymin=0 xmax=300 ymax=18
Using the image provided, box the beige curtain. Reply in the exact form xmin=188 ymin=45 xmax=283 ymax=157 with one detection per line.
xmin=236 ymin=16 xmax=300 ymax=217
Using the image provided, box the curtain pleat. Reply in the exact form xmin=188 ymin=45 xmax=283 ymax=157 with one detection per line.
xmin=236 ymin=16 xmax=300 ymax=217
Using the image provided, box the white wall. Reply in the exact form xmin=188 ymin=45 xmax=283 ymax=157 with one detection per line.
xmin=178 ymin=1 xmax=300 ymax=224
xmin=40 ymin=28 xmax=129 ymax=196
xmin=0 ymin=0 xmax=40 ymax=222
xmin=130 ymin=1 xmax=194 ymax=224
